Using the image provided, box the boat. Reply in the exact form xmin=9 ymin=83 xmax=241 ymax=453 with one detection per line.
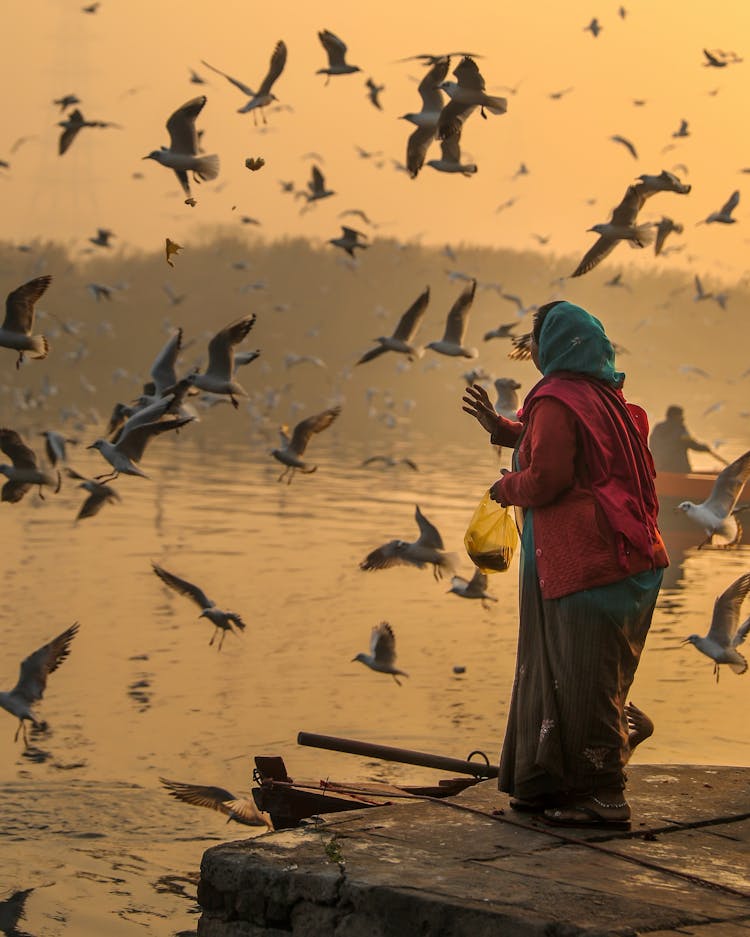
xmin=654 ymin=470 xmax=717 ymax=503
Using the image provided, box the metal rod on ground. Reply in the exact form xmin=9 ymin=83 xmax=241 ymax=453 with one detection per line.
xmin=297 ymin=732 xmax=499 ymax=779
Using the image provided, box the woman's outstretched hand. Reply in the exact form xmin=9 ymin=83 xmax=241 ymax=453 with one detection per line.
xmin=462 ymin=383 xmax=499 ymax=435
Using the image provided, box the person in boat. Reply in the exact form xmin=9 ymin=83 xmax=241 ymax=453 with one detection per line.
xmin=462 ymin=300 xmax=669 ymax=830
xmin=648 ymin=405 xmax=713 ymax=474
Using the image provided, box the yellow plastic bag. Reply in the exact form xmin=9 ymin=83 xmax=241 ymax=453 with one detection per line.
xmin=464 ymin=488 xmax=519 ymax=574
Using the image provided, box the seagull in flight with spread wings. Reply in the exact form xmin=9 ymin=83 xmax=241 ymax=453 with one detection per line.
xmin=356 ymin=286 xmax=430 ymax=364
xmin=401 ymin=56 xmax=450 ymax=178
xmin=201 ymin=41 xmax=287 ymax=124
xmin=271 ymin=406 xmax=341 ymax=482
xmin=677 ymin=450 xmax=750 ymax=548
xmin=437 ymin=56 xmax=507 ymax=140
xmin=181 ymin=314 xmax=257 ymax=406
xmin=352 ymin=622 xmax=409 ymax=685
xmin=0 ymin=622 xmax=79 ymax=746
xmin=58 ymin=108 xmax=120 ymax=155
xmin=571 ymin=184 xmax=654 ymax=277
xmin=160 ymin=777 xmax=272 ymax=827
xmin=425 ymin=278 xmax=478 ymax=357
xmin=701 ymin=189 xmax=740 ymax=224
xmin=0 ymin=428 xmax=61 ymax=503
xmin=316 ymin=29 xmax=361 ymax=82
xmin=683 ymin=573 xmax=750 ymax=681
xmin=0 ymin=275 xmax=51 ymax=367
xmin=87 ymin=415 xmax=193 ymax=481
xmin=360 ymin=504 xmax=457 ymax=579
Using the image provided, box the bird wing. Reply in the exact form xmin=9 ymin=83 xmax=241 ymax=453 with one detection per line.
xmin=288 ymin=406 xmax=341 ymax=456
xmin=570 ymin=235 xmax=619 ymax=278
xmin=371 ymin=621 xmax=397 ymax=666
xmin=467 ymin=567 xmax=489 ymax=596
xmin=12 ymin=622 xmax=79 ymax=704
xmin=437 ymin=99 xmax=472 ymax=140
xmin=117 ymin=416 xmax=193 ymax=462
xmin=257 ymin=40 xmax=287 ymax=96
xmin=721 ymin=190 xmax=740 ymax=215
xmin=58 ymin=112 xmax=82 ymax=155
xmin=166 ymin=96 xmax=206 ymax=155
xmin=206 ymin=314 xmax=256 ymax=379
xmin=417 ymin=56 xmax=449 ymax=111
xmin=393 ymin=286 xmax=430 ymax=341
xmin=0 ymin=428 xmax=37 ymax=469
xmin=654 ymin=219 xmax=670 ymax=256
xmin=703 ymin=48 xmax=723 ymax=66
xmin=341 ymin=226 xmax=366 ymax=241
xmin=152 ymin=562 xmax=213 ymax=609
xmin=319 ymin=29 xmax=348 ymax=68
xmin=1 ymin=479 xmax=32 ymax=503
xmin=704 ymin=449 xmax=750 ymax=516
xmin=610 ymin=135 xmax=637 ymax=159
xmin=453 ymin=56 xmax=485 ymax=91
xmin=414 ymin=504 xmax=444 ymax=549
xmin=708 ymin=573 xmax=750 ymax=645
xmin=440 ymin=130 xmax=463 ymax=163
xmin=310 ymin=165 xmax=326 ymax=194
xmin=3 ymin=275 xmax=52 ymax=334
xmin=160 ymin=778 xmax=238 ymax=814
xmin=610 ymin=184 xmax=643 ymax=225
xmin=406 ymin=123 xmax=436 ymax=178
xmin=507 ymin=332 xmax=532 ymax=360
xmin=442 ymin=279 xmax=476 ymax=343
xmin=733 ymin=614 xmax=750 ymax=648
xmin=200 ymin=60 xmax=256 ymax=97
xmin=76 ymin=485 xmax=118 ymax=521
xmin=150 ymin=329 xmax=183 ymax=395
xmin=359 ymin=541 xmax=406 ymax=570
xmin=356 ymin=345 xmax=387 ymax=365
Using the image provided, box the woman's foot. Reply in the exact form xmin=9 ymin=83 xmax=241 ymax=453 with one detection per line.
xmin=543 ymin=790 xmax=631 ymax=830
xmin=626 ymin=701 xmax=654 ymax=753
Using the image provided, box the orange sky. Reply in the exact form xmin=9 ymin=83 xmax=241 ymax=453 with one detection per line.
xmin=3 ymin=0 xmax=750 ymax=285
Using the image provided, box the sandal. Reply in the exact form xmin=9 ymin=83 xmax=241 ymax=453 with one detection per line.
xmin=543 ymin=795 xmax=631 ymax=831
xmin=509 ymin=795 xmax=559 ymax=814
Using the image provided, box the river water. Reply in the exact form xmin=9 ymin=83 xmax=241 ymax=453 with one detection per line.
xmin=1 ymin=432 xmax=748 ymax=935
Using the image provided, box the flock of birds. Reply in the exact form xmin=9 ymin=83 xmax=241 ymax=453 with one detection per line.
xmin=0 ymin=19 xmax=748 ymax=836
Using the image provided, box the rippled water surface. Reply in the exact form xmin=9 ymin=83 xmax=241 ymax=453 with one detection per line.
xmin=1 ymin=435 xmax=748 ymax=935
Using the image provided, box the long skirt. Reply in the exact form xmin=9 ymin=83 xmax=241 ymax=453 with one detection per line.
xmin=498 ymin=517 xmax=663 ymax=799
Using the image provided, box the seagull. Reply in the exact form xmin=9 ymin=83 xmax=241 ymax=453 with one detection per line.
xmin=447 ymin=568 xmax=497 ymax=609
xmin=53 ymin=93 xmax=81 ymax=111
xmin=88 ymin=227 xmax=115 ymax=248
xmin=356 ymin=286 xmax=430 ymax=365
xmin=361 ymin=455 xmax=419 ymax=471
xmin=401 ymin=56 xmax=450 ymax=177
xmin=426 ymin=129 xmax=477 ymax=175
xmin=584 ymin=17 xmax=602 ymax=37
xmin=501 ymin=292 xmax=538 ymax=318
xmin=693 ymin=274 xmax=713 ymax=302
xmin=483 ymin=321 xmax=517 ymax=342
xmin=181 ymin=314 xmax=257 ymax=407
xmin=683 ymin=573 xmax=750 ymax=681
xmin=365 ymin=78 xmax=384 ymax=110
xmin=424 ymin=279 xmax=478 ymax=358
xmin=201 ymin=41 xmax=287 ymax=123
xmin=143 ymin=96 xmax=220 ymax=203
xmin=66 ymin=467 xmax=121 ymax=522
xmin=437 ymin=56 xmax=507 ymax=140
xmin=610 ymin=135 xmax=638 ymax=160
xmin=145 ymin=329 xmax=184 ymax=397
xmin=160 ymin=777 xmax=272 ymax=827
xmin=672 ymin=119 xmax=690 ymax=138
xmin=571 ymin=185 xmax=654 ymax=277
xmin=152 ymin=563 xmax=246 ymax=650
xmin=677 ymin=449 xmax=750 ymax=548
xmin=352 ymin=622 xmax=409 ymax=685
xmin=39 ymin=430 xmax=74 ymax=467
xmin=297 ymin=165 xmax=334 ymax=204
xmin=0 ymin=275 xmax=51 ymax=367
xmin=271 ymin=406 xmax=341 ymax=482
xmin=703 ymin=48 xmax=742 ymax=67
xmin=316 ymin=30 xmax=361 ymax=82
xmin=634 ymin=170 xmax=691 ymax=200
xmin=493 ymin=377 xmax=522 ymax=420
xmin=58 ymin=109 xmax=119 ymax=155
xmin=654 ymin=217 xmax=683 ymax=255
xmin=87 ymin=415 xmax=193 ymax=481
xmin=605 ymin=271 xmax=631 ymax=290
xmin=0 ymin=622 xmax=79 ymax=746
xmin=328 ymin=226 xmax=369 ymax=258
xmin=360 ymin=504 xmax=457 ymax=579
xmin=87 ymin=282 xmax=116 ymax=302
xmin=701 ymin=190 xmax=740 ymax=224
xmin=0 ymin=428 xmax=61 ymax=502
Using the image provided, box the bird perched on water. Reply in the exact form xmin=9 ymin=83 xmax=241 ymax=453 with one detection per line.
xmin=447 ymin=568 xmax=497 ymax=609
xmin=66 ymin=467 xmax=121 ymax=522
xmin=0 ymin=428 xmax=61 ymax=502
xmin=352 ymin=622 xmax=409 ymax=685
xmin=677 ymin=449 xmax=750 ymax=548
xmin=160 ymin=777 xmax=272 ymax=827
xmin=437 ymin=56 xmax=507 ymax=140
xmin=356 ymin=286 xmax=430 ymax=365
xmin=152 ymin=563 xmax=246 ymax=650
xmin=571 ymin=184 xmax=655 ymax=277
xmin=316 ymin=29 xmax=361 ymax=82
xmin=143 ymin=96 xmax=220 ymax=204
xmin=0 ymin=622 xmax=79 ymax=746
xmin=360 ymin=504 xmax=457 ymax=579
xmin=201 ymin=40 xmax=287 ymax=124
xmin=401 ymin=55 xmax=449 ymax=178
xmin=271 ymin=405 xmax=341 ymax=482
xmin=0 ymin=275 xmax=51 ymax=367
xmin=425 ymin=278 xmax=478 ymax=358
xmin=58 ymin=108 xmax=119 ymax=155
xmin=180 ymin=314 xmax=257 ymax=407
xmin=87 ymin=415 xmax=193 ymax=481
xmin=701 ymin=190 xmax=740 ymax=224
xmin=683 ymin=572 xmax=750 ymax=681
xmin=328 ymin=226 xmax=369 ymax=258
xmin=654 ymin=217 xmax=683 ymax=255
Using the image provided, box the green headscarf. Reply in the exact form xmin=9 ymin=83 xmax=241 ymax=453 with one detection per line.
xmin=538 ymin=301 xmax=624 ymax=389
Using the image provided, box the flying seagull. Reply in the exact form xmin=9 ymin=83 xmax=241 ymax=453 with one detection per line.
xmin=180 ymin=314 xmax=257 ymax=406
xmin=87 ymin=415 xmax=193 ymax=481
xmin=352 ymin=622 xmax=409 ymax=685
xmin=677 ymin=449 xmax=750 ymax=548
xmin=160 ymin=777 xmax=272 ymax=827
xmin=0 ymin=428 xmax=61 ymax=503
xmin=654 ymin=217 xmax=683 ymax=255
xmin=356 ymin=286 xmax=430 ymax=365
xmin=328 ymin=226 xmax=369 ymax=258
xmin=39 ymin=430 xmax=75 ymax=468
xmin=426 ymin=128 xmax=478 ymax=175
xmin=683 ymin=573 xmax=750 ymax=681
xmin=447 ymin=568 xmax=497 ymax=609
xmin=66 ymin=467 xmax=121 ymax=522
xmin=365 ymin=77 xmax=384 ymax=110
xmin=58 ymin=108 xmax=119 ymax=155
xmin=360 ymin=504 xmax=457 ymax=579
xmin=0 ymin=622 xmax=79 ymax=746
xmin=152 ymin=563 xmax=246 ymax=650
xmin=297 ymin=165 xmax=335 ymax=205
xmin=571 ymin=184 xmax=654 ymax=277
xmin=610 ymin=135 xmax=638 ymax=160
xmin=143 ymin=96 xmax=220 ymax=204
xmin=701 ymin=190 xmax=740 ymax=224
xmin=437 ymin=56 xmax=507 ymax=140
xmin=401 ymin=56 xmax=449 ymax=178
xmin=271 ymin=405 xmax=341 ymax=482
xmin=424 ymin=278 xmax=478 ymax=357
xmin=89 ymin=227 xmax=115 ymax=248
xmin=316 ymin=30 xmax=361 ymax=82
xmin=0 ymin=275 xmax=51 ymax=367
xmin=201 ymin=41 xmax=287 ymax=123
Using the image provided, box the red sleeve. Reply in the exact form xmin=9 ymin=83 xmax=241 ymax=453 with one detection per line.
xmin=492 ymin=398 xmax=577 ymax=507
xmin=489 ymin=416 xmax=523 ymax=447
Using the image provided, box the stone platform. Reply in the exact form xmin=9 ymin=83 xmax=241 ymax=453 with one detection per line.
xmin=197 ymin=765 xmax=750 ymax=936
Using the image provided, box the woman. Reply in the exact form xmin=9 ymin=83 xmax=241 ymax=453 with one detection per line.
xmin=462 ymin=300 xmax=668 ymax=829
